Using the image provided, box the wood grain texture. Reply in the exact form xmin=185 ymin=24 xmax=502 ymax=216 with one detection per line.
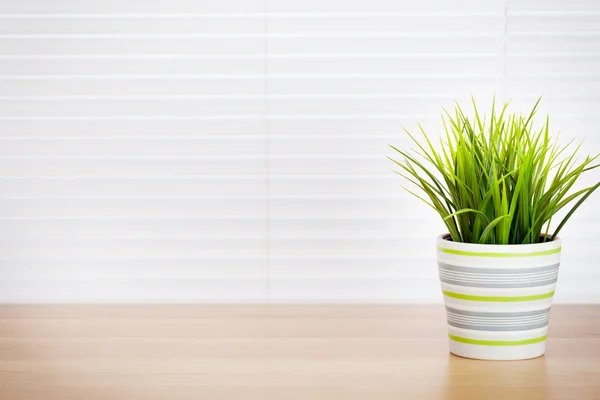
xmin=0 ymin=305 xmax=598 ymax=399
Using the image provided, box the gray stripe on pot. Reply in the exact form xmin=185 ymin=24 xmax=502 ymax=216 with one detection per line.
xmin=439 ymin=269 xmax=559 ymax=277
xmin=446 ymin=312 xmax=549 ymax=321
xmin=447 ymin=320 xmax=549 ymax=331
xmin=438 ymin=271 xmax=558 ymax=282
xmin=447 ymin=315 xmax=549 ymax=323
xmin=445 ymin=306 xmax=551 ymax=318
xmin=438 ymin=262 xmax=560 ymax=275
xmin=439 ymin=277 xmax=558 ymax=288
xmin=447 ymin=314 xmax=549 ymax=325
xmin=439 ymin=269 xmax=559 ymax=279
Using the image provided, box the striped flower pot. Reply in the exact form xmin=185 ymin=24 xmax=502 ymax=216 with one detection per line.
xmin=437 ymin=233 xmax=561 ymax=360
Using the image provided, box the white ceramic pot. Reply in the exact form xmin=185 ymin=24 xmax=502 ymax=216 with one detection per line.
xmin=437 ymin=233 xmax=561 ymax=360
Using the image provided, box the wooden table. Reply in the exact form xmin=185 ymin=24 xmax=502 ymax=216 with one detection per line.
xmin=0 ymin=305 xmax=598 ymax=399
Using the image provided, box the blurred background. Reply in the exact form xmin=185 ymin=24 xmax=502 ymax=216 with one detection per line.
xmin=0 ymin=0 xmax=598 ymax=303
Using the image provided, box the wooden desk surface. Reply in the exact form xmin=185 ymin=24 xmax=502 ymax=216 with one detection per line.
xmin=0 ymin=305 xmax=598 ymax=399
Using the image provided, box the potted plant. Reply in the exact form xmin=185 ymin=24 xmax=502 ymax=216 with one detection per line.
xmin=389 ymin=98 xmax=599 ymax=360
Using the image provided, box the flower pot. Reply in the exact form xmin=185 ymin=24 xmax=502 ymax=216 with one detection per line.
xmin=437 ymin=233 xmax=561 ymax=360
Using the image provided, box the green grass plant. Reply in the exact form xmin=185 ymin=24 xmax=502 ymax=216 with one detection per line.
xmin=389 ymin=98 xmax=600 ymax=244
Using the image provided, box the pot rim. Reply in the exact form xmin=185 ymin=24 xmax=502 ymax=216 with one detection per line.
xmin=437 ymin=233 xmax=561 ymax=253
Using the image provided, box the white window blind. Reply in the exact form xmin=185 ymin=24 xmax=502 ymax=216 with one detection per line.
xmin=0 ymin=0 xmax=598 ymax=302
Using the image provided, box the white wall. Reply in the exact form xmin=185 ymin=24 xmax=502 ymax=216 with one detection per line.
xmin=0 ymin=0 xmax=598 ymax=303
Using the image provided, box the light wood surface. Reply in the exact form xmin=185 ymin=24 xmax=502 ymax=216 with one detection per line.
xmin=0 ymin=305 xmax=598 ymax=399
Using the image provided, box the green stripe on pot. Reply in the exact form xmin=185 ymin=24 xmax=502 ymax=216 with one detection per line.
xmin=438 ymin=247 xmax=561 ymax=257
xmin=448 ymin=333 xmax=547 ymax=346
xmin=442 ymin=290 xmax=554 ymax=302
